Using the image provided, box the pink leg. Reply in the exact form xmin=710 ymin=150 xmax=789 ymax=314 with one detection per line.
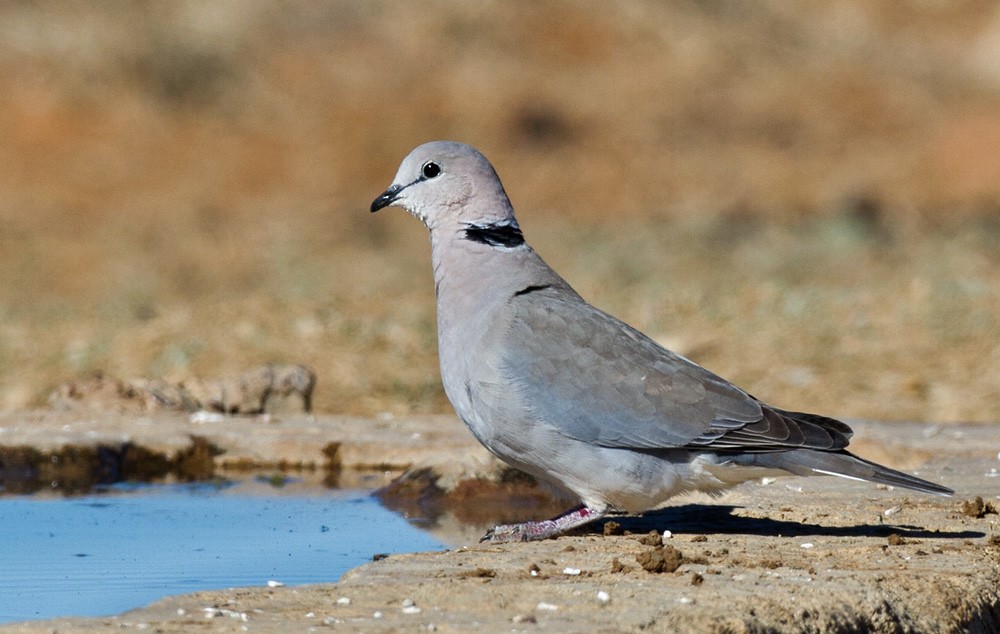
xmin=480 ymin=504 xmax=606 ymax=543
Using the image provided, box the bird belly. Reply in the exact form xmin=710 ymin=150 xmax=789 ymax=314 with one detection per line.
xmin=469 ymin=419 xmax=786 ymax=514
xmin=462 ymin=414 xmax=731 ymax=514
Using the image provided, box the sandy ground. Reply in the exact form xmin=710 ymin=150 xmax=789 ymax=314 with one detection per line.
xmin=0 ymin=412 xmax=997 ymax=632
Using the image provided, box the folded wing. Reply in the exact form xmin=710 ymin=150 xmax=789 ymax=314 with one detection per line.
xmin=500 ymin=288 xmax=852 ymax=453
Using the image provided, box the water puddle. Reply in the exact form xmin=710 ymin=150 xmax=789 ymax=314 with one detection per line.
xmin=0 ymin=478 xmax=444 ymax=624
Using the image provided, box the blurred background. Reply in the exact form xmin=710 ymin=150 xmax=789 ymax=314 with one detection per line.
xmin=1 ymin=0 xmax=998 ymax=422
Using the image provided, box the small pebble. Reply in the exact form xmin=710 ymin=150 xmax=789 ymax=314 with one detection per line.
xmin=662 ymin=530 xmax=673 ymax=540
xmin=677 ymin=596 xmax=694 ymax=604
xmin=512 ymin=614 xmax=537 ymax=624
xmin=403 ymin=606 xmax=422 ymax=615
xmin=597 ymin=590 xmax=610 ymax=604
xmin=267 ymin=580 xmax=284 ymax=588
xmin=760 ymin=477 xmax=777 ymax=486
xmin=189 ymin=411 xmax=226 ymax=424
xmin=402 ymin=598 xmax=415 ymax=607
xmin=537 ymin=602 xmax=559 ymax=611
xmin=305 ymin=612 xmax=314 ymax=618
xmin=883 ymin=506 xmax=901 ymax=517
xmin=562 ymin=567 xmax=581 ymax=575
xmin=336 ymin=597 xmax=351 ymax=606
xmin=800 ymin=543 xmax=814 ymax=549
xmin=373 ymin=611 xmax=383 ymax=619
xmin=176 ymin=609 xmax=186 ymax=616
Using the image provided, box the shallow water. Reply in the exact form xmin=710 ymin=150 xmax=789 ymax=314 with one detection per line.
xmin=0 ymin=479 xmax=444 ymax=623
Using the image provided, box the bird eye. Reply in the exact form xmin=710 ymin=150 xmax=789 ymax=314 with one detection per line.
xmin=422 ymin=161 xmax=442 ymax=179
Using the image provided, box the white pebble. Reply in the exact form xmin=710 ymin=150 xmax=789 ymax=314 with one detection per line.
xmin=677 ymin=596 xmax=694 ymax=604
xmin=662 ymin=530 xmax=673 ymax=540
xmin=760 ymin=477 xmax=777 ymax=486
xmin=785 ymin=485 xmax=803 ymax=493
xmin=336 ymin=597 xmax=351 ymax=606
xmin=536 ymin=602 xmax=559 ymax=611
xmin=883 ymin=506 xmax=901 ymax=517
xmin=201 ymin=608 xmax=248 ymax=622
xmin=986 ymin=468 xmax=999 ymax=478
xmin=562 ymin=567 xmax=581 ymax=575
xmin=373 ymin=611 xmax=383 ymax=619
xmin=597 ymin=590 xmax=610 ymax=604
xmin=189 ymin=411 xmax=226 ymax=424
xmin=403 ymin=606 xmax=422 ymax=615
xmin=800 ymin=542 xmax=815 ymax=549
xmin=530 ymin=569 xmax=539 ymax=577
xmin=176 ymin=609 xmax=186 ymax=616
xmin=402 ymin=598 xmax=415 ymax=607
xmin=305 ymin=612 xmax=314 ymax=618
xmin=266 ymin=580 xmax=284 ymax=588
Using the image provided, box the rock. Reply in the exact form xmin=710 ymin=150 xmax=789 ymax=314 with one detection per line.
xmin=47 ymin=364 xmax=316 ymax=415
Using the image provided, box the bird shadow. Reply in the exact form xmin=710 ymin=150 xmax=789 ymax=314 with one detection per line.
xmin=590 ymin=504 xmax=984 ymax=540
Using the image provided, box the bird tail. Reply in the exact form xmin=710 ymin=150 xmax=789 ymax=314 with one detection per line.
xmin=738 ymin=449 xmax=954 ymax=496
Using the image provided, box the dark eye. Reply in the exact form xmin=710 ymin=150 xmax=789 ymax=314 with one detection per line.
xmin=422 ymin=161 xmax=442 ymax=179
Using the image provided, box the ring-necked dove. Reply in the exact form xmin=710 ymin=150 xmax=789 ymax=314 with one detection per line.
xmin=371 ymin=141 xmax=953 ymax=543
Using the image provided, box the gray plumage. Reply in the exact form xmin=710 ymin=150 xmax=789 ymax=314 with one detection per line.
xmin=371 ymin=141 xmax=953 ymax=542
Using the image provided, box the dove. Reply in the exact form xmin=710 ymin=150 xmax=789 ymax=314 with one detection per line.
xmin=371 ymin=141 xmax=953 ymax=543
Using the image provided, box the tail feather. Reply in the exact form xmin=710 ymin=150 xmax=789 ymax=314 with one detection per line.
xmin=739 ymin=449 xmax=954 ymax=496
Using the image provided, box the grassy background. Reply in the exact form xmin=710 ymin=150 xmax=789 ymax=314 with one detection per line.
xmin=1 ymin=1 xmax=999 ymax=422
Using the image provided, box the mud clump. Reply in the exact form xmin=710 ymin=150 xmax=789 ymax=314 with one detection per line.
xmin=636 ymin=545 xmax=683 ymax=573
xmin=960 ymin=496 xmax=997 ymax=519
xmin=610 ymin=558 xmax=630 ymax=574
xmin=636 ymin=530 xmax=663 ymax=547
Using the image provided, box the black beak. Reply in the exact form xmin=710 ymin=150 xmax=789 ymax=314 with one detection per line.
xmin=370 ymin=184 xmax=403 ymax=213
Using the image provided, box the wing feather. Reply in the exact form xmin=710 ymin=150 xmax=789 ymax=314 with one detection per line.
xmin=500 ymin=288 xmax=852 ymax=453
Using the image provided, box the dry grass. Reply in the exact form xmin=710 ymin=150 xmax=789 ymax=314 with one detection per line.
xmin=1 ymin=1 xmax=999 ymax=422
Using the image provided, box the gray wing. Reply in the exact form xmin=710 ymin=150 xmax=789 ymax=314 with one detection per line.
xmin=499 ymin=286 xmax=851 ymax=452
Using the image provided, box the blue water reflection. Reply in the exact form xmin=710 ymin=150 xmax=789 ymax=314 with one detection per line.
xmin=0 ymin=482 xmax=443 ymax=623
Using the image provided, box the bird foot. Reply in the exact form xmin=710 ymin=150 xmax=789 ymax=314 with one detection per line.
xmin=480 ymin=504 xmax=605 ymax=543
